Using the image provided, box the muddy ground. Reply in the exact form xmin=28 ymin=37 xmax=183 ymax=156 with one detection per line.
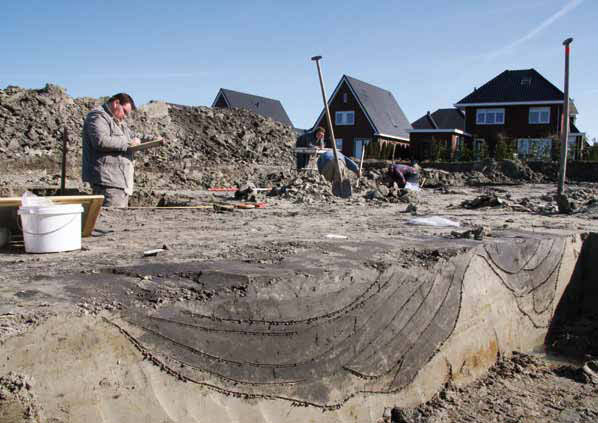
xmin=1 ymin=181 xmax=598 ymax=422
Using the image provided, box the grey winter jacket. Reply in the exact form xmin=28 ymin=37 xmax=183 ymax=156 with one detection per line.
xmin=82 ymin=104 xmax=135 ymax=194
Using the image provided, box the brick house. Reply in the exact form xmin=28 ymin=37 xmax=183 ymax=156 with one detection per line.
xmin=212 ymin=88 xmax=293 ymax=127
xmin=409 ymin=108 xmax=472 ymax=161
xmin=454 ymin=69 xmax=585 ymax=160
xmin=312 ymin=75 xmax=412 ymax=160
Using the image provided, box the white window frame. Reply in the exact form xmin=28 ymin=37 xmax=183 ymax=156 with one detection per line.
xmin=517 ymin=138 xmax=552 ymax=159
xmin=529 ymin=107 xmax=550 ymax=124
xmin=353 ymin=138 xmax=370 ymax=159
xmin=335 ymin=111 xmax=355 ymax=126
xmin=335 ymin=138 xmax=343 ymax=150
xmin=476 ymin=108 xmax=505 ymax=125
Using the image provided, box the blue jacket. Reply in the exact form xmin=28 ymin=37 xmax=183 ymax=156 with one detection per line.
xmin=317 ymin=151 xmax=359 ymax=174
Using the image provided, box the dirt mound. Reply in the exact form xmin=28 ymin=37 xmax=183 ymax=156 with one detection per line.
xmin=1 ymin=84 xmax=296 ymax=203
xmin=420 ymin=159 xmax=549 ymax=188
xmin=0 ymin=372 xmax=43 ymax=423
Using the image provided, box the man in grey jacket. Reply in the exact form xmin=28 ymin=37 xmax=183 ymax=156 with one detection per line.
xmin=82 ymin=93 xmax=141 ymax=207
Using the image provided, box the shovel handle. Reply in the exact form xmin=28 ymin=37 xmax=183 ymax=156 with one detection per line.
xmin=312 ymin=56 xmax=342 ymax=182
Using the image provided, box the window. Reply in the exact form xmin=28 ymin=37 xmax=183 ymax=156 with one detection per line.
xmin=335 ymin=138 xmax=343 ymax=150
xmin=521 ymin=77 xmax=532 ymax=86
xmin=529 ymin=107 xmax=550 ymax=124
xmin=517 ymin=138 xmax=552 ymax=160
xmin=353 ymin=138 xmax=370 ymax=158
xmin=335 ymin=111 xmax=355 ymax=126
xmin=343 ymin=92 xmax=348 ymax=103
xmin=476 ymin=108 xmax=505 ymax=125
xmin=474 ymin=138 xmax=486 ymax=159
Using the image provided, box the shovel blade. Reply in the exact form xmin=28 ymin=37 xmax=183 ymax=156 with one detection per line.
xmin=332 ymin=178 xmax=352 ymax=198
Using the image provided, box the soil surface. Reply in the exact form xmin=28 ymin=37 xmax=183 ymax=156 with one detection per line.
xmin=2 ymin=83 xmax=598 ymax=422
xmin=1 ymin=183 xmax=597 ymax=422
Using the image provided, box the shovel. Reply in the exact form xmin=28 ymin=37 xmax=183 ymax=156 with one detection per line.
xmin=311 ymin=55 xmax=352 ymax=199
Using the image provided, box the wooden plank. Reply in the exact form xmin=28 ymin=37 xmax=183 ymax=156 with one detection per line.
xmin=128 ymin=206 xmax=214 ymax=209
xmin=82 ymin=197 xmax=103 ymax=237
xmin=0 ymin=195 xmax=104 ymax=238
xmin=127 ymin=139 xmax=164 ymax=152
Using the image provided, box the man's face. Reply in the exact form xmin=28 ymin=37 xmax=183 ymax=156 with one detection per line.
xmin=315 ymin=131 xmax=324 ymax=141
xmin=111 ymin=100 xmax=132 ymax=121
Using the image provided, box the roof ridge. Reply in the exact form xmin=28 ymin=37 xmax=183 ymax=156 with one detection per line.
xmin=427 ymin=111 xmax=439 ymax=129
xmin=219 ymin=88 xmax=283 ymax=103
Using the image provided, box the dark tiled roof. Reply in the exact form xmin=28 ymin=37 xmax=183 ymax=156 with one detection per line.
xmin=213 ymin=89 xmax=293 ymax=127
xmin=411 ymin=108 xmax=465 ymax=131
xmin=457 ymin=69 xmax=567 ymax=104
xmin=344 ymin=75 xmax=412 ymax=139
xmin=571 ymin=122 xmax=582 ymax=133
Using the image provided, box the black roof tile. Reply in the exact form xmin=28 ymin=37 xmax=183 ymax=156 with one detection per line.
xmin=411 ymin=108 xmax=465 ymax=131
xmin=344 ymin=75 xmax=412 ymax=139
xmin=213 ymin=89 xmax=293 ymax=127
xmin=457 ymin=69 xmax=565 ymax=104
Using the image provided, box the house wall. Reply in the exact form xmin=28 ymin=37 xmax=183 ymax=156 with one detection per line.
xmin=464 ymin=104 xmax=561 ymax=151
xmin=410 ymin=133 xmax=453 ymax=161
xmin=409 ymin=133 xmax=470 ymax=161
xmin=213 ymin=95 xmax=228 ymax=108
xmin=314 ymin=81 xmax=375 ymax=157
xmin=375 ymin=136 xmax=411 ymax=160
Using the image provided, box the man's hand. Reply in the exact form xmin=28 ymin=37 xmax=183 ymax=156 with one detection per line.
xmin=129 ymin=137 xmax=141 ymax=147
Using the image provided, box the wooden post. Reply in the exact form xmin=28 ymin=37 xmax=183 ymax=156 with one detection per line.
xmin=357 ymin=142 xmax=366 ymax=188
xmin=61 ymin=127 xmax=68 ymax=195
xmin=312 ymin=56 xmax=342 ymax=182
xmin=558 ymin=38 xmax=573 ymax=197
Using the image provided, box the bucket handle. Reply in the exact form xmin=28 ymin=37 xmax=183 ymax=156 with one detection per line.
xmin=18 ymin=214 xmax=80 ymax=236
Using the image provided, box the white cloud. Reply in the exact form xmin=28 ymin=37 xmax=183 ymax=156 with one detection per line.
xmin=485 ymin=0 xmax=584 ymax=60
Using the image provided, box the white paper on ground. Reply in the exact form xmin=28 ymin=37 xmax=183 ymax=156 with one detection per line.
xmin=406 ymin=216 xmax=460 ymax=227
xmin=404 ymin=182 xmax=421 ymax=192
xmin=325 ymin=234 xmax=348 ymax=239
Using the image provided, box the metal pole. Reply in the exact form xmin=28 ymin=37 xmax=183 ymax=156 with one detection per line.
xmin=61 ymin=127 xmax=68 ymax=195
xmin=311 ymin=55 xmax=342 ymax=182
xmin=558 ymin=37 xmax=573 ymax=197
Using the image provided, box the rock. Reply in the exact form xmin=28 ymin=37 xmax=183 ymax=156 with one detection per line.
xmin=451 ymin=226 xmax=489 ymax=241
xmin=462 ymin=194 xmax=506 ymax=209
xmin=377 ymin=185 xmax=390 ymax=197
xmin=582 ymin=360 xmax=598 ymax=384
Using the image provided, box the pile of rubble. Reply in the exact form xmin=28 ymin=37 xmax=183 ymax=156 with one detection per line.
xmin=420 ymin=159 xmax=549 ymax=188
xmin=0 ymin=84 xmax=99 ymax=161
xmin=456 ymin=185 xmax=598 ymax=216
xmin=0 ymin=372 xmax=43 ymax=423
xmin=268 ymin=173 xmax=336 ymax=203
xmin=0 ymin=84 xmax=297 ymax=202
xmin=390 ymin=352 xmax=598 ymax=423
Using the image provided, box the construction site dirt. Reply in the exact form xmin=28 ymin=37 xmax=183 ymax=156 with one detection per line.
xmin=1 ymin=182 xmax=598 ymax=423
xmin=2 ymin=85 xmax=598 ymax=422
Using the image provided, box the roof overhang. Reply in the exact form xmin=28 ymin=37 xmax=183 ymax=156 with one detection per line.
xmin=454 ymin=100 xmax=578 ymax=115
xmin=211 ymin=89 xmax=230 ymax=108
xmin=311 ymin=76 xmax=411 ymax=140
xmin=408 ymin=129 xmax=471 ymax=137
xmin=374 ymin=133 xmax=410 ymax=143
xmin=312 ymin=76 xmax=378 ymax=134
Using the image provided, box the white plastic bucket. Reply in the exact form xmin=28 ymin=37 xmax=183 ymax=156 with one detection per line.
xmin=17 ymin=204 xmax=84 ymax=253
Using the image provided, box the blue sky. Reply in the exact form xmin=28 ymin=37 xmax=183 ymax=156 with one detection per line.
xmin=2 ymin=0 xmax=596 ymax=141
